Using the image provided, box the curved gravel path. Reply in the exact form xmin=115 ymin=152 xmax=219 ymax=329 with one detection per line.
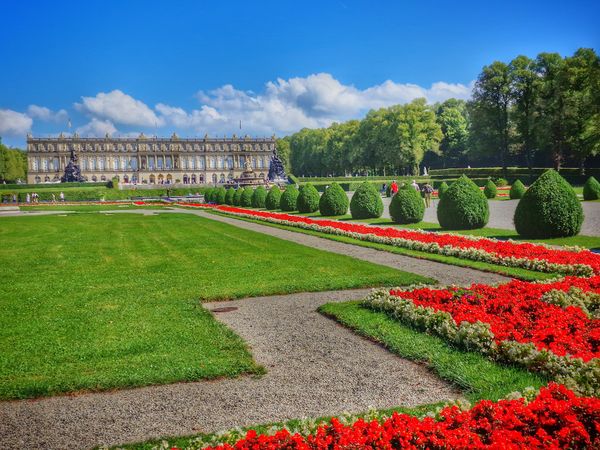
xmin=0 ymin=210 xmax=509 ymax=449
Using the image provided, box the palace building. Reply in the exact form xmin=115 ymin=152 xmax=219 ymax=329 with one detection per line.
xmin=26 ymin=132 xmax=276 ymax=185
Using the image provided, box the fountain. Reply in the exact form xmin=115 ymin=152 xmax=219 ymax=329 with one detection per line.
xmin=61 ymin=147 xmax=85 ymax=182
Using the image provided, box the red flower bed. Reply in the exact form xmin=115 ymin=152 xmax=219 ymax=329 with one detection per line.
xmin=193 ymin=204 xmax=600 ymax=275
xmin=203 ymin=384 xmax=599 ymax=450
xmin=391 ymin=276 xmax=600 ymax=361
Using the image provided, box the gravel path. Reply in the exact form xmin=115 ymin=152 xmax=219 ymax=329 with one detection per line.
xmin=0 ymin=209 xmax=509 ymax=449
xmin=344 ymin=193 xmax=600 ymax=236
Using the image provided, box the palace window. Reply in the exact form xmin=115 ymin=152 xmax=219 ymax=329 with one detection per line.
xmin=212 ymin=173 xmax=217 ymax=184
xmin=130 ymin=158 xmax=138 ymax=170
xmin=239 ymin=156 xmax=245 ymax=168
xmin=198 ymin=157 xmax=205 ymax=169
xmin=90 ymin=158 xmax=96 ymax=170
xmin=148 ymin=157 xmax=155 ymax=170
xmin=258 ymin=158 xmax=264 ymax=169
xmin=157 ymin=158 xmax=163 ymax=169
xmin=226 ymin=156 xmax=233 ymax=169
xmin=219 ymin=173 xmax=225 ymax=183
xmin=165 ymin=156 xmax=172 ymax=169
xmin=81 ymin=159 xmax=87 ymax=170
xmin=217 ymin=157 xmax=224 ymax=169
xmin=32 ymin=158 xmax=39 ymax=171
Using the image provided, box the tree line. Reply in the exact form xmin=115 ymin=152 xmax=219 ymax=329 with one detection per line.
xmin=0 ymin=140 xmax=27 ymax=183
xmin=284 ymin=48 xmax=599 ymax=177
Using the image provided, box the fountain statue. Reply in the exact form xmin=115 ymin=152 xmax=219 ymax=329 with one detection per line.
xmin=61 ymin=147 xmax=85 ymax=182
xmin=267 ymin=148 xmax=287 ymax=184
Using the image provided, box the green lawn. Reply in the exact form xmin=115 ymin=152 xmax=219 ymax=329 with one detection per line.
xmin=18 ymin=204 xmax=161 ymax=212
xmin=0 ymin=213 xmax=429 ymax=400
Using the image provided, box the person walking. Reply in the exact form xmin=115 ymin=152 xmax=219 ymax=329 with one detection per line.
xmin=422 ymin=182 xmax=434 ymax=208
xmin=51 ymin=193 xmax=56 ymax=203
xmin=59 ymin=191 xmax=65 ymax=202
xmin=411 ymin=180 xmax=420 ymax=191
xmin=26 ymin=193 xmax=31 ymax=204
xmin=391 ymin=181 xmax=399 ymax=195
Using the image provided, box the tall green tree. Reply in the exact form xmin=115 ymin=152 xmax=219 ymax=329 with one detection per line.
xmin=436 ymin=99 xmax=469 ymax=167
xmin=509 ymin=55 xmax=539 ymax=170
xmin=469 ymin=61 xmax=512 ymax=170
xmin=0 ymin=141 xmax=27 ymax=182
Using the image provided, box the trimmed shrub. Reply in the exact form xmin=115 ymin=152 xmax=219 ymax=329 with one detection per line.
xmin=437 ymin=175 xmax=489 ymax=229
xmin=224 ymin=188 xmax=235 ymax=205
xmin=389 ymin=186 xmax=425 ymax=224
xmin=350 ymin=182 xmax=383 ymax=219
xmin=240 ymin=188 xmax=254 ymax=207
xmin=583 ymin=176 xmax=600 ymax=201
xmin=514 ymin=170 xmax=583 ymax=238
xmin=215 ymin=187 xmax=227 ymax=204
xmin=233 ymin=188 xmax=243 ymax=206
xmin=483 ymin=179 xmax=497 ymax=199
xmin=204 ymin=188 xmax=215 ymax=203
xmin=280 ymin=185 xmax=299 ymax=211
xmin=296 ymin=183 xmax=320 ymax=213
xmin=251 ymin=186 xmax=268 ymax=208
xmin=265 ymin=186 xmax=282 ymax=210
xmin=437 ymin=181 xmax=449 ymax=198
xmin=494 ymin=177 xmax=509 ymax=187
xmin=510 ymin=180 xmax=526 ymax=199
xmin=319 ymin=182 xmax=349 ymax=216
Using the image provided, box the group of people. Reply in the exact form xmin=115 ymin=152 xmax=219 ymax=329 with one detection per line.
xmin=20 ymin=192 xmax=65 ymax=204
xmin=383 ymin=180 xmax=435 ymax=207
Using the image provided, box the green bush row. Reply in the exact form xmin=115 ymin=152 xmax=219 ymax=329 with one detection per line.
xmin=0 ymin=187 xmax=207 ymax=202
xmin=429 ymin=167 xmax=600 ymax=185
xmin=0 ymin=181 xmax=109 ymax=190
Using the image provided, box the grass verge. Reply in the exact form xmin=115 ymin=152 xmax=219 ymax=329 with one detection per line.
xmin=0 ymin=213 xmax=428 ymax=400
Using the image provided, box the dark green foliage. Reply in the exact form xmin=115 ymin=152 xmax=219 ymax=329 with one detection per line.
xmin=483 ymin=180 xmax=497 ymax=199
xmin=389 ymin=186 xmax=425 ymax=224
xmin=494 ymin=177 xmax=508 ymax=187
xmin=509 ymin=180 xmax=526 ymax=199
xmin=224 ymin=188 xmax=235 ymax=205
xmin=280 ymin=185 xmax=299 ymax=211
xmin=265 ymin=186 xmax=282 ymax=210
xmin=319 ymin=182 xmax=349 ymax=216
xmin=514 ymin=170 xmax=583 ymax=238
xmin=437 ymin=181 xmax=449 ymax=198
xmin=350 ymin=182 xmax=383 ymax=219
xmin=583 ymin=176 xmax=600 ymax=201
xmin=296 ymin=183 xmax=320 ymax=213
xmin=437 ymin=175 xmax=489 ymax=229
xmin=251 ymin=186 xmax=267 ymax=208
xmin=204 ymin=188 xmax=215 ymax=203
xmin=240 ymin=188 xmax=254 ymax=207
xmin=215 ymin=187 xmax=227 ymax=204
xmin=233 ymin=188 xmax=243 ymax=206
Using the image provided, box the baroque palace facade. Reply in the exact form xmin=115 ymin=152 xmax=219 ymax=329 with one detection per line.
xmin=26 ymin=132 xmax=276 ymax=185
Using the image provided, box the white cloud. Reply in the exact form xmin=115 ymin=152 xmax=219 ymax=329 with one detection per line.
xmin=0 ymin=109 xmax=33 ymax=135
xmin=179 ymin=73 xmax=474 ymax=135
xmin=27 ymin=105 xmax=68 ymax=123
xmin=76 ymin=118 xmax=117 ymax=137
xmin=75 ymin=90 xmax=164 ymax=127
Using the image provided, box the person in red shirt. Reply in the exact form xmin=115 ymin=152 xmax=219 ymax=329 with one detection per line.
xmin=391 ymin=181 xmax=399 ymax=195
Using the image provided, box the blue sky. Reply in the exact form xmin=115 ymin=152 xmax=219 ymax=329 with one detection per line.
xmin=1 ymin=0 xmax=598 ymax=147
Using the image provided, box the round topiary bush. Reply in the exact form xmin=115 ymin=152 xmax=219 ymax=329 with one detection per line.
xmin=265 ymin=186 xmax=282 ymax=210
xmin=204 ymin=187 xmax=215 ymax=203
xmin=240 ymin=188 xmax=254 ymax=207
xmin=509 ymin=179 xmax=526 ymax=199
xmin=319 ymin=182 xmax=349 ymax=216
xmin=437 ymin=181 xmax=449 ymax=199
xmin=296 ymin=183 xmax=320 ymax=213
xmin=389 ymin=186 xmax=425 ymax=224
xmin=514 ymin=170 xmax=583 ymax=238
xmin=350 ymin=182 xmax=383 ymax=219
xmin=280 ymin=185 xmax=299 ymax=211
xmin=437 ymin=175 xmax=489 ymax=229
xmin=215 ymin=186 xmax=227 ymax=204
xmin=583 ymin=176 xmax=600 ymax=201
xmin=233 ymin=188 xmax=243 ymax=206
xmin=494 ymin=177 xmax=508 ymax=187
xmin=483 ymin=179 xmax=497 ymax=199
xmin=224 ymin=188 xmax=235 ymax=205
xmin=252 ymin=186 xmax=267 ymax=208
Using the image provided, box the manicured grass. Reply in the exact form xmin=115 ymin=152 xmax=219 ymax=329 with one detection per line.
xmin=18 ymin=204 xmax=163 ymax=212
xmin=320 ymin=301 xmax=546 ymax=402
xmin=0 ymin=213 xmax=429 ymax=400
xmin=208 ymin=210 xmax=554 ymax=281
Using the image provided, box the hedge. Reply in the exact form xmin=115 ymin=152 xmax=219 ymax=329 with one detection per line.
xmin=483 ymin=180 xmax=497 ymax=199
xmin=319 ymin=182 xmax=349 ymax=216
xmin=510 ymin=180 xmax=527 ymax=199
xmin=233 ymin=188 xmax=243 ymax=206
xmin=437 ymin=175 xmax=489 ymax=230
xmin=389 ymin=186 xmax=424 ymax=224
xmin=514 ymin=170 xmax=583 ymax=238
xmin=215 ymin=187 xmax=227 ymax=204
xmin=349 ymin=182 xmax=383 ymax=219
xmin=429 ymin=167 xmax=600 ymax=185
xmin=296 ymin=183 xmax=320 ymax=213
xmin=224 ymin=188 xmax=235 ymax=205
xmin=583 ymin=176 xmax=600 ymax=201
xmin=0 ymin=187 xmax=206 ymax=203
xmin=240 ymin=188 xmax=254 ymax=207
xmin=251 ymin=186 xmax=268 ymax=208
xmin=280 ymin=185 xmax=299 ymax=211
xmin=0 ymin=181 xmax=108 ymax=190
xmin=265 ymin=186 xmax=282 ymax=210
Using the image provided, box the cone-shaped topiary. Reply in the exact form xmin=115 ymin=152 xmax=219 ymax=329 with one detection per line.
xmin=240 ymin=187 xmax=254 ymax=207
xmin=204 ymin=188 xmax=215 ymax=203
xmin=319 ymin=182 xmax=349 ymax=216
xmin=265 ymin=186 xmax=282 ymax=210
xmin=509 ymin=180 xmax=526 ymax=199
xmin=514 ymin=170 xmax=583 ymax=238
xmin=350 ymin=182 xmax=383 ymax=219
xmin=233 ymin=188 xmax=243 ymax=206
xmin=389 ymin=185 xmax=425 ymax=224
xmin=437 ymin=181 xmax=449 ymax=199
xmin=251 ymin=185 xmax=267 ymax=208
xmin=483 ymin=179 xmax=497 ymax=199
xmin=215 ymin=186 xmax=227 ymax=204
xmin=280 ymin=185 xmax=299 ymax=211
xmin=583 ymin=176 xmax=600 ymax=201
xmin=437 ymin=175 xmax=489 ymax=229
xmin=296 ymin=183 xmax=320 ymax=213
xmin=224 ymin=188 xmax=235 ymax=205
